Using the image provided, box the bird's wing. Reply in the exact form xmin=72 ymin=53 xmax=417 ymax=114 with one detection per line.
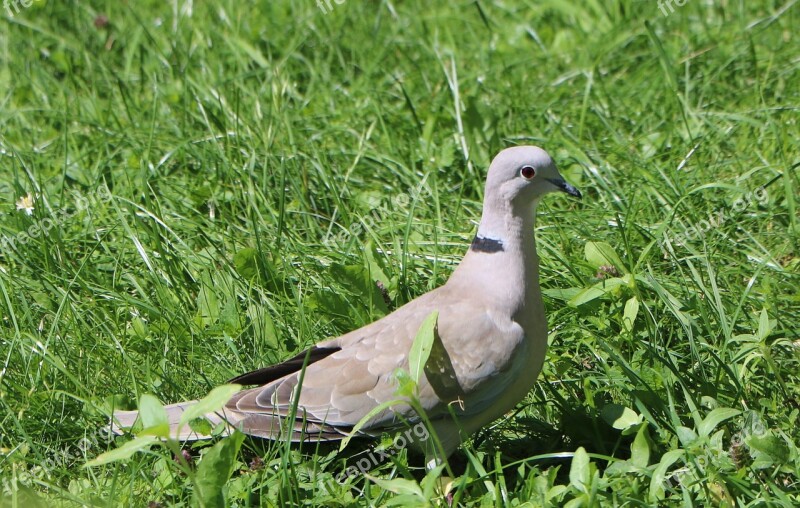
xmin=225 ymin=288 xmax=527 ymax=441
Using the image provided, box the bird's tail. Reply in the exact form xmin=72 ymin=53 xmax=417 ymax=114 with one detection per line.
xmin=110 ymin=401 xmax=240 ymax=441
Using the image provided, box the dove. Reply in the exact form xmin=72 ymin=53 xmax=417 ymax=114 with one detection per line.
xmin=112 ymin=145 xmax=581 ymax=463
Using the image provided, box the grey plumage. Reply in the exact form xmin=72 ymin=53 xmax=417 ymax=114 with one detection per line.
xmin=112 ymin=146 xmax=580 ymax=462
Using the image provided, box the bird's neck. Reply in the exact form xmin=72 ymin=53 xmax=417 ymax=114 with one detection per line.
xmin=447 ymin=197 xmax=542 ymax=314
xmin=473 ymin=192 xmax=533 ymax=248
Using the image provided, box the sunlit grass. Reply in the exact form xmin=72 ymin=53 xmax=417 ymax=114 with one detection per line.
xmin=1 ymin=0 xmax=798 ymax=505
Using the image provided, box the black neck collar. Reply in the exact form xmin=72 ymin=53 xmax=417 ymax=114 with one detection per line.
xmin=470 ymin=235 xmax=504 ymax=253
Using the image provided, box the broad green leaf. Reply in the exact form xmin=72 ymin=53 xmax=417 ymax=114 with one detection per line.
xmin=565 ymin=497 xmax=589 ymax=508
xmin=138 ymin=394 xmax=168 ymax=438
xmin=649 ymin=449 xmax=684 ymax=501
xmin=631 ymin=424 xmax=650 ymax=468
xmin=757 ymin=308 xmax=772 ymax=340
xmin=309 ymin=263 xmax=389 ymax=326
xmin=332 ymin=263 xmax=390 ymax=316
xmin=568 ymin=277 xmax=627 ymax=307
xmin=548 ymin=485 xmax=568 ymax=502
xmin=365 ymin=475 xmax=424 ymax=498
xmin=152 ymin=456 xmax=176 ymax=490
xmin=131 ymin=317 xmax=148 ymax=339
xmin=708 ymin=482 xmax=734 ymax=506
xmin=383 ymin=496 xmax=431 ymax=507
xmin=194 ymin=431 xmax=246 ymax=508
xmin=394 ymin=368 xmax=416 ymax=398
xmin=698 ymin=408 xmax=740 ymax=438
xmin=84 ymin=435 xmax=159 ymax=467
xmin=138 ymin=423 xmax=170 ymax=439
xmin=139 ymin=394 xmax=167 ymax=428
xmin=747 ymin=433 xmax=790 ymax=464
xmin=232 ymin=248 xmax=282 ymax=291
xmin=623 ymin=297 xmax=639 ymax=332
xmin=364 ymin=243 xmax=392 ymax=294
xmin=233 ymin=248 xmax=260 ymax=279
xmin=600 ymin=404 xmax=641 ymax=430
xmin=179 ymin=384 xmax=242 ymax=427
xmin=585 ymin=241 xmax=626 ymax=272
xmin=189 ymin=417 xmax=213 ymax=437
xmin=196 ymin=283 xmax=220 ymax=326
xmin=419 ymin=464 xmax=447 ymax=498
xmin=219 ymin=297 xmax=241 ymax=335
xmin=542 ymin=287 xmax=583 ymax=302
xmin=409 ymin=311 xmax=438 ymax=384
xmin=676 ymin=426 xmax=698 ymax=446
xmin=569 ymin=447 xmax=590 ymax=492
xmin=246 ymin=304 xmax=278 ymax=348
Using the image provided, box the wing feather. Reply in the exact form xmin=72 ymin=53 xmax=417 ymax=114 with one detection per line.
xmin=221 ymin=288 xmax=527 ymax=442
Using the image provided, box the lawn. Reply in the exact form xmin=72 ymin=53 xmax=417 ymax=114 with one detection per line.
xmin=1 ymin=0 xmax=798 ymax=506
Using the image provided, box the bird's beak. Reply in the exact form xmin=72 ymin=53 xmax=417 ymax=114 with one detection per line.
xmin=545 ymin=178 xmax=582 ymax=199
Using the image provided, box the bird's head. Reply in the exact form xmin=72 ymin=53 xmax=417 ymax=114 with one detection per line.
xmin=485 ymin=146 xmax=581 ymax=205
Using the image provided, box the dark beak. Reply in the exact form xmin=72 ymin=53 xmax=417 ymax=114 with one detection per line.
xmin=546 ymin=178 xmax=582 ymax=199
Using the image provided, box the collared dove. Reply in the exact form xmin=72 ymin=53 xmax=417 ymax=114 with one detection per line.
xmin=112 ymin=146 xmax=581 ymax=462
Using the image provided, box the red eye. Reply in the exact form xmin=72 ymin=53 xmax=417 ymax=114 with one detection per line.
xmin=521 ymin=165 xmax=536 ymax=179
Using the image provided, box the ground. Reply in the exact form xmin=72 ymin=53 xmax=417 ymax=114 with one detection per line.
xmin=0 ymin=0 xmax=798 ymax=506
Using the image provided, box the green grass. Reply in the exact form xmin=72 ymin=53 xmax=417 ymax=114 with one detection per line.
xmin=1 ymin=0 xmax=799 ymax=505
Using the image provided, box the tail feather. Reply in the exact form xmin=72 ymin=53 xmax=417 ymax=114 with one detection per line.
xmin=110 ymin=401 xmax=243 ymax=440
xmin=111 ymin=401 xmax=354 ymax=442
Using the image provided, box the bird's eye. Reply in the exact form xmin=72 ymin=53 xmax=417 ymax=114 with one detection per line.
xmin=520 ymin=165 xmax=536 ymax=179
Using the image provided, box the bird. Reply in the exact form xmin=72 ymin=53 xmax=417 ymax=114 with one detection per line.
xmin=112 ymin=145 xmax=581 ymax=464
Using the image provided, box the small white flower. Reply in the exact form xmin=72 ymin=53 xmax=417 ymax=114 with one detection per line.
xmin=16 ymin=194 xmax=34 ymax=215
